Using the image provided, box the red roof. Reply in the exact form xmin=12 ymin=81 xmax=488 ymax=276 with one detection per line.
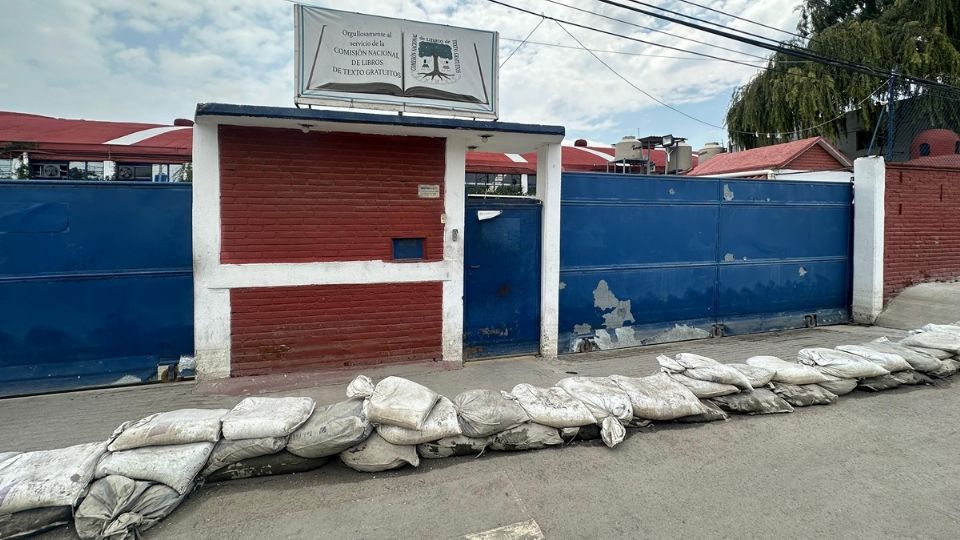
xmin=687 ymin=136 xmax=850 ymax=176
xmin=467 ymin=145 xmax=695 ymax=174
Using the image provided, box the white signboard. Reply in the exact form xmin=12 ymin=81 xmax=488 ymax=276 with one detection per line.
xmin=294 ymin=5 xmax=499 ymax=119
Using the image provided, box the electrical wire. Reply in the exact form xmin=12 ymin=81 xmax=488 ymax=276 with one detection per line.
xmin=500 ymin=16 xmax=545 ymax=67
xmin=501 ymin=37 xmax=802 ymax=62
xmin=670 ymin=0 xmax=804 ymax=40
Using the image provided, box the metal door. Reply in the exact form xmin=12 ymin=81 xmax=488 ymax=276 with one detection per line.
xmin=463 ymin=197 xmax=542 ymax=359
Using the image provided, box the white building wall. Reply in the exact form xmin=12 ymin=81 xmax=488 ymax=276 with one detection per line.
xmin=851 ymin=156 xmax=886 ymax=323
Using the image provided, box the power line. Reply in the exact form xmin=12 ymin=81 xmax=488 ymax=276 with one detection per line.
xmin=670 ymin=0 xmax=804 ymax=40
xmin=500 ymin=16 xmax=545 ymax=67
xmin=501 ymin=37 xmax=798 ymax=62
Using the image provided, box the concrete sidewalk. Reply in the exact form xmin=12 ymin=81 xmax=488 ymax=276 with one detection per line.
xmin=11 ymin=324 xmax=960 ymax=539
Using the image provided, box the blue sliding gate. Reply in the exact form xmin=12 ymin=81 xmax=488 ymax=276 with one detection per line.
xmin=0 ymin=181 xmax=194 ymax=397
xmin=559 ymin=173 xmax=852 ymax=353
xmin=463 ymin=197 xmax=542 ymax=359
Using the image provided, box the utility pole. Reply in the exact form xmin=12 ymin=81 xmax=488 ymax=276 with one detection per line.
xmin=885 ymin=69 xmax=896 ymax=161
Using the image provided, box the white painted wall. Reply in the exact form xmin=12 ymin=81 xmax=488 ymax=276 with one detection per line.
xmin=852 ymin=156 xmax=886 ymax=324
xmin=537 ymin=143 xmax=562 ymax=358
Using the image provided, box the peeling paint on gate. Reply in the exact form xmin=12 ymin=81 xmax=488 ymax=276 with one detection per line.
xmin=593 ymin=280 xmax=635 ymax=329
xmin=722 ymin=184 xmax=735 ymax=201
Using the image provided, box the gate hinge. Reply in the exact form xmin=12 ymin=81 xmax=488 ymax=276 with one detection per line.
xmin=711 ymin=324 xmax=725 ymax=338
xmin=804 ymin=314 xmax=818 ymax=328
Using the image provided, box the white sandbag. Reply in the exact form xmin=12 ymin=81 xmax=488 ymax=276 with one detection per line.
xmin=0 ymin=506 xmax=72 ymax=539
xmin=509 ymin=384 xmax=597 ymax=428
xmin=900 ymin=332 xmax=960 ymax=354
xmin=728 ymin=364 xmax=775 ymax=388
xmin=797 ymin=348 xmax=890 ymax=379
xmin=905 ymin=345 xmax=954 ymax=359
xmin=674 ymin=400 xmax=729 ymax=423
xmin=200 ymin=436 xmax=287 ymax=476
xmin=554 ymin=377 xmax=633 ymax=425
xmin=818 ymin=376 xmax=858 ymax=396
xmin=205 ymin=451 xmax=328 ymax=482
xmin=107 ymin=409 xmax=228 ymax=452
xmin=608 ymin=373 xmax=707 ymax=420
xmin=889 ymin=370 xmax=935 ymax=385
xmin=0 ymin=452 xmax=19 ymax=465
xmin=377 ymin=397 xmax=462 ymax=446
xmin=658 ymin=354 xmax=753 ymax=391
xmin=452 ymin=389 xmax=530 ymax=438
xmin=857 ymin=374 xmax=902 ymax=392
xmin=287 ymin=398 xmax=372 ymax=459
xmin=416 ymin=435 xmax=493 ymax=459
xmin=489 ymin=423 xmax=563 ymax=451
xmin=929 ymin=358 xmax=960 ymax=378
xmin=599 ymin=417 xmax=626 ymax=448
xmin=835 ymin=345 xmax=912 ymax=372
xmin=95 ymin=442 xmax=213 ymax=495
xmin=745 ymin=355 xmax=832 ymax=385
xmin=863 ymin=338 xmax=944 ymax=372
xmin=666 ymin=373 xmax=739 ymax=398
xmin=0 ymin=441 xmax=107 ymax=516
xmin=340 ymin=432 xmax=418 ymax=472
xmin=75 ymin=475 xmax=188 ymax=540
xmin=346 ymin=375 xmax=440 ymax=431
xmin=920 ymin=323 xmax=960 ymax=336
xmin=221 ymin=397 xmax=315 ymax=440
xmin=768 ymin=382 xmax=837 ymax=407
xmin=710 ymin=389 xmax=794 ymax=415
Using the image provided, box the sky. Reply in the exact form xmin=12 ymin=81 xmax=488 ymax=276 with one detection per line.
xmin=0 ymin=0 xmax=802 ymax=149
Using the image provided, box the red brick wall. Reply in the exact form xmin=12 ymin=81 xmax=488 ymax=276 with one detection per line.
xmin=218 ymin=126 xmax=445 ymax=263
xmin=230 ymin=282 xmax=443 ymax=376
xmin=786 ymin=144 xmax=846 ymax=171
xmin=884 ymin=164 xmax=960 ymax=298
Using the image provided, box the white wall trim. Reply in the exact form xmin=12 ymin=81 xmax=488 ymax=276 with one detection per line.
xmin=852 ymin=156 xmax=886 ymax=323
xmin=537 ymin=143 xmax=562 ymax=358
xmin=442 ymin=137 xmax=467 ymax=365
xmin=208 ymin=260 xmax=451 ymax=289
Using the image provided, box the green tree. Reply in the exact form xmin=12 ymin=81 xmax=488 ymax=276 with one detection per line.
xmin=726 ymin=0 xmax=960 ymax=149
xmin=418 ymin=41 xmax=453 ymax=80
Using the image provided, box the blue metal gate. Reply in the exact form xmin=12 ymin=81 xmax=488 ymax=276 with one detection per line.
xmin=463 ymin=197 xmax=542 ymax=359
xmin=0 ymin=181 xmax=194 ymax=397
xmin=559 ymin=173 xmax=852 ymax=353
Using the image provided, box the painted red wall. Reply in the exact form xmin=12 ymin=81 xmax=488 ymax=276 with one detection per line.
xmin=884 ymin=164 xmax=960 ymax=298
xmin=786 ymin=144 xmax=845 ymax=171
xmin=230 ymin=282 xmax=443 ymax=376
xmin=218 ymin=125 xmax=445 ymax=264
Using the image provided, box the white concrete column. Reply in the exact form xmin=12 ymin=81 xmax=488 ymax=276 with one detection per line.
xmin=442 ymin=137 xmax=467 ymax=365
xmin=852 ymin=156 xmax=886 ymax=324
xmin=537 ymin=143 xmax=562 ymax=358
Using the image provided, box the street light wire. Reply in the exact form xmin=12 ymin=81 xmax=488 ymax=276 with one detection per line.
xmin=500 ymin=16 xmax=546 ymax=67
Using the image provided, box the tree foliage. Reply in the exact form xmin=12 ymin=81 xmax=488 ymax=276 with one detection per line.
xmin=726 ymin=0 xmax=960 ymax=149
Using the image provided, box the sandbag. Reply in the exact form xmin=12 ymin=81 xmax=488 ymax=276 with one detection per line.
xmin=889 ymin=370 xmax=935 ymax=386
xmin=377 ymin=396 xmax=462 ymax=445
xmin=768 ymin=382 xmax=837 ymax=407
xmin=857 ymin=374 xmax=902 ymax=392
xmin=509 ymin=384 xmax=597 ymax=428
xmin=221 ymin=397 xmax=315 ymax=440
xmin=928 ymin=358 xmax=960 ymax=378
xmin=0 ymin=506 xmax=71 ymax=539
xmin=0 ymin=441 xmax=107 ymax=517
xmin=95 ymin=442 xmax=213 ymax=495
xmin=452 ymin=389 xmax=529 ymax=438
xmin=745 ymin=356 xmax=832 ymax=385
xmin=863 ymin=338 xmax=944 ymax=372
xmin=817 ymin=376 xmax=858 ymax=396
xmin=287 ymin=398 xmax=372 ymax=459
xmin=903 ymin=345 xmax=954 ymax=360
xmin=609 ymin=373 xmax=707 ymax=420
xmin=729 ymin=364 xmax=775 ymax=388
xmin=673 ymin=400 xmax=729 ymax=423
xmin=900 ymin=332 xmax=960 ymax=354
xmin=0 ymin=452 xmax=19 ymax=465
xmin=797 ymin=348 xmax=890 ymax=379
xmin=667 ymin=373 xmax=739 ymax=398
xmin=416 ymin=435 xmax=493 ymax=459
xmin=340 ymin=432 xmax=419 ymax=472
xmin=554 ymin=377 xmax=633 ymax=425
xmin=346 ymin=375 xmax=440 ymax=431
xmin=200 ymin=436 xmax=287 ymax=476
xmin=74 ymin=475 xmax=188 ymax=540
xmin=108 ymin=409 xmax=228 ymax=452
xmin=658 ymin=354 xmax=753 ymax=391
xmin=710 ymin=389 xmax=794 ymax=415
xmin=835 ymin=345 xmax=912 ymax=373
xmin=920 ymin=323 xmax=960 ymax=336
xmin=205 ymin=451 xmax=328 ymax=482
xmin=489 ymin=423 xmax=563 ymax=451
xmin=599 ymin=417 xmax=627 ymax=448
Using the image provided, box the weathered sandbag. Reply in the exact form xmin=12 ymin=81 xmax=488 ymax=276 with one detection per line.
xmin=340 ymin=432 xmax=418 ymax=472
xmin=920 ymin=323 xmax=960 ymax=336
xmin=817 ymin=376 xmax=858 ymax=396
xmin=347 ymin=375 xmax=440 ymax=430
xmin=903 ymin=345 xmax=954 ymax=360
xmin=729 ymin=364 xmax=775 ymax=388
xmin=378 ymin=397 xmax=462 ymax=445
xmin=797 ymin=348 xmax=890 ymax=379
xmin=74 ymin=475 xmax=188 ymax=540
xmin=835 ymin=345 xmax=912 ymax=372
xmin=509 ymin=384 xmax=597 ymax=428
xmin=555 ymin=377 xmax=633 ymax=427
xmin=857 ymin=374 xmax=903 ymax=392
xmin=768 ymin=382 xmax=837 ymax=407
xmin=745 ymin=356 xmax=832 ymax=385
xmin=889 ymin=370 xmax=935 ymax=385
xmin=452 ymin=389 xmax=530 ymax=438
xmin=666 ymin=373 xmax=739 ymax=398
xmin=0 ymin=506 xmax=72 ymax=539
xmin=95 ymin=442 xmax=213 ymax=495
xmin=200 ymin=436 xmax=287 ymax=476
xmin=609 ymin=373 xmax=707 ymax=420
xmin=710 ymin=389 xmax=794 ymax=415
xmin=900 ymin=332 xmax=960 ymax=354
xmin=416 ymin=435 xmax=493 ymax=459
xmin=0 ymin=441 xmax=107 ymax=517
xmin=928 ymin=358 xmax=960 ymax=378
xmin=0 ymin=452 xmax=19 ymax=465
xmin=221 ymin=397 xmax=315 ymax=440
xmin=205 ymin=451 xmax=328 ymax=482
xmin=108 ymin=409 xmax=228 ymax=452
xmin=489 ymin=423 xmax=563 ymax=451
xmin=287 ymin=398 xmax=372 ymax=459
xmin=863 ymin=338 xmax=944 ymax=372
xmin=673 ymin=400 xmax=729 ymax=423
xmin=658 ymin=354 xmax=753 ymax=391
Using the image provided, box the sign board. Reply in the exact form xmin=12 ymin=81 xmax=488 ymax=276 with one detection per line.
xmin=294 ymin=5 xmax=499 ymax=119
xmin=417 ymin=184 xmax=440 ymax=198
